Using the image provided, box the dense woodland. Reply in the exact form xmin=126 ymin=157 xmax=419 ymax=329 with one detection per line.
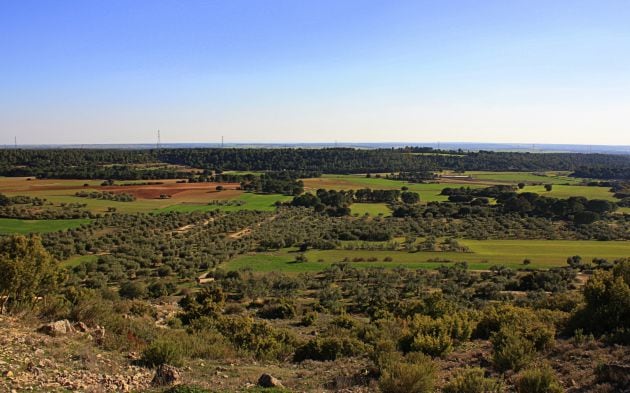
xmin=2 ymin=147 xmax=630 ymax=179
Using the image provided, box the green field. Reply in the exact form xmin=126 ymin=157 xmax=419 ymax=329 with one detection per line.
xmin=160 ymin=193 xmax=292 ymax=213
xmin=463 ymin=171 xmax=583 ymax=184
xmin=0 ymin=218 xmax=91 ymax=234
xmin=223 ymin=239 xmax=630 ymax=272
xmin=351 ymin=203 xmax=391 ymax=216
xmin=304 ymin=174 xmax=483 ymax=202
xmin=519 ymin=184 xmax=616 ymax=200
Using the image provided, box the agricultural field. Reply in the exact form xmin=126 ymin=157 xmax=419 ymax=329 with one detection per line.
xmin=0 ymin=218 xmax=91 ymax=234
xmin=302 ymin=174 xmax=483 ymax=202
xmin=301 ymin=172 xmax=612 ymax=203
xmin=223 ymin=239 xmax=630 ymax=272
xmin=457 ymin=171 xmax=583 ymax=184
xmin=161 ymin=193 xmax=292 ymax=213
xmin=518 ymin=184 xmax=616 ymax=200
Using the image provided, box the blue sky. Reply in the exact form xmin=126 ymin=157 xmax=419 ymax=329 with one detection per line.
xmin=1 ymin=0 xmax=629 ymax=145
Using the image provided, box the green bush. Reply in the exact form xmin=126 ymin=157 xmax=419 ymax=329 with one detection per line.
xmin=118 ymin=281 xmax=147 ymax=299
xmin=299 ymin=312 xmax=317 ymax=327
xmin=293 ymin=336 xmax=366 ymax=362
xmin=400 ymin=313 xmax=475 ymax=357
xmin=443 ymin=367 xmax=504 ymax=393
xmin=476 ymin=305 xmax=556 ymax=351
xmin=491 ymin=328 xmax=535 ymax=372
xmin=212 ymin=316 xmax=296 ymax=361
xmin=258 ymin=298 xmax=297 ymax=319
xmin=379 ymin=352 xmax=436 ymax=393
xmin=569 ymin=263 xmax=630 ymax=344
xmin=515 ymin=366 xmax=563 ymax=393
xmin=409 ymin=331 xmax=452 ymax=357
xmin=141 ymin=339 xmax=183 ymax=367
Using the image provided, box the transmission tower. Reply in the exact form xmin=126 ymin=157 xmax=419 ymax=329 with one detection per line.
xmin=157 ymin=129 xmax=161 ymax=150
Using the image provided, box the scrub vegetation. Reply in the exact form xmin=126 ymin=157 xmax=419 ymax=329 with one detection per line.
xmin=0 ymin=147 xmax=629 ymax=392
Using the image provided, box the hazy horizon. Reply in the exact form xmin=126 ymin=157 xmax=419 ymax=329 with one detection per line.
xmin=2 ymin=1 xmax=630 ymax=145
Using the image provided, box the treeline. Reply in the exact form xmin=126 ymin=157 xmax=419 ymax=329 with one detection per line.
xmin=239 ymin=171 xmax=310 ymax=195
xmin=158 ymin=148 xmax=630 ymax=173
xmin=74 ymin=191 xmax=136 ymax=202
xmin=394 ymin=187 xmax=619 ymax=227
xmin=0 ymin=193 xmax=46 ymax=206
xmin=2 ymin=148 xmax=630 ymax=178
xmin=291 ymin=188 xmax=419 ymax=216
xmin=571 ymin=166 xmax=630 ymax=180
xmin=385 ymin=171 xmax=438 ymax=182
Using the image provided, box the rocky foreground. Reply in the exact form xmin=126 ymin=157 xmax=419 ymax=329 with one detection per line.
xmin=0 ymin=315 xmax=152 ymax=392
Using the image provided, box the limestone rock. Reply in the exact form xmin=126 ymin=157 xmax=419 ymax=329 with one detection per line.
xmin=151 ymin=364 xmax=180 ymax=386
xmin=37 ymin=320 xmax=75 ymax=336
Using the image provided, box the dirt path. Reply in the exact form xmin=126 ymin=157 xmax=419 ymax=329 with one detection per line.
xmin=173 ymin=217 xmax=215 ymax=233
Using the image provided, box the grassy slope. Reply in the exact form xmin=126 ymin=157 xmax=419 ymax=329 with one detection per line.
xmin=0 ymin=218 xmax=91 ymax=234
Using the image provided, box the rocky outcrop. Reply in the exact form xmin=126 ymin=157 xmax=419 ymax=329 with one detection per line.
xmin=37 ymin=320 xmax=75 ymax=336
xmin=258 ymin=373 xmax=283 ymax=388
xmin=151 ymin=364 xmax=181 ymax=386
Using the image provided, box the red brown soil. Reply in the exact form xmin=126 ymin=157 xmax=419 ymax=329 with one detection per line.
xmin=0 ymin=177 xmax=240 ymax=200
xmin=103 ymin=182 xmax=240 ymax=199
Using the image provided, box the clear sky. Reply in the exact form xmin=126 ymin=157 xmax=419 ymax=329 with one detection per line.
xmin=1 ymin=0 xmax=629 ymax=145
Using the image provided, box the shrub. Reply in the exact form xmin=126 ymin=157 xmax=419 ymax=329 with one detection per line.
xmin=258 ymin=299 xmax=296 ymax=319
xmin=299 ymin=312 xmax=317 ymax=327
xmin=213 ymin=316 xmax=296 ymax=361
xmin=569 ymin=263 xmax=630 ymax=343
xmin=379 ymin=352 xmax=436 ymax=393
xmin=475 ymin=304 xmax=555 ymax=350
xmin=515 ymin=366 xmax=563 ymax=393
xmin=331 ymin=314 xmax=356 ymax=329
xmin=293 ymin=336 xmax=366 ymax=362
xmin=491 ymin=328 xmax=535 ymax=372
xmin=409 ymin=331 xmax=452 ymax=357
xmin=443 ymin=367 xmax=504 ymax=393
xmin=401 ymin=312 xmax=475 ymax=357
xmin=118 ymin=281 xmax=147 ymax=299
xmin=141 ymin=339 xmax=183 ymax=367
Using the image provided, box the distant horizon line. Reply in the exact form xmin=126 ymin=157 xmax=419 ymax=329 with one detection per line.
xmin=2 ymin=141 xmax=630 ymax=154
xmin=3 ymin=141 xmax=630 ymax=147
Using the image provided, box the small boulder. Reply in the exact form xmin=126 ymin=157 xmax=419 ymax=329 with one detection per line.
xmin=151 ymin=364 xmax=180 ymax=386
xmin=258 ymin=373 xmax=283 ymax=388
xmin=38 ymin=319 xmax=76 ymax=336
